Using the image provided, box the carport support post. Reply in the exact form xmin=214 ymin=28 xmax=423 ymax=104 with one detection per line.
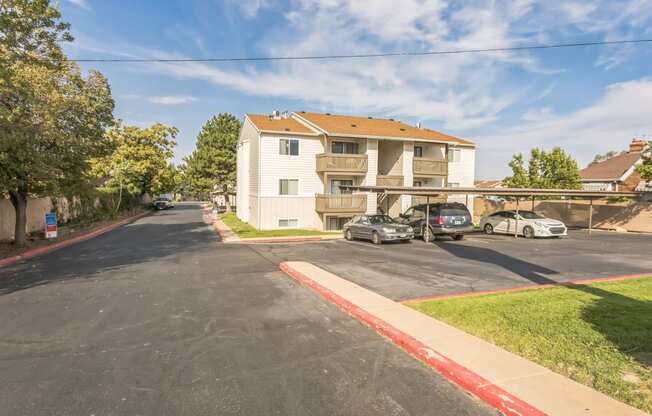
xmin=588 ymin=198 xmax=594 ymax=235
xmin=425 ymin=196 xmax=430 ymax=242
xmin=515 ymin=198 xmax=519 ymax=238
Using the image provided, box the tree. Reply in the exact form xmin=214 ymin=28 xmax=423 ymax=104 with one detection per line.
xmin=184 ymin=113 xmax=240 ymax=211
xmin=636 ymin=141 xmax=652 ymax=183
xmin=0 ymin=1 xmax=115 ymax=246
xmin=590 ymin=150 xmax=625 ymax=166
xmin=504 ymin=147 xmax=582 ymax=189
xmin=91 ymin=123 xmax=178 ymax=200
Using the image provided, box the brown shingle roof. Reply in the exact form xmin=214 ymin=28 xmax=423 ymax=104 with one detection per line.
xmin=294 ymin=111 xmax=474 ymax=146
xmin=246 ymin=114 xmax=317 ymax=135
xmin=580 ymin=152 xmax=641 ymax=181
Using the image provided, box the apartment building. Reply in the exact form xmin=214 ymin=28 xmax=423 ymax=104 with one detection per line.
xmin=236 ymin=111 xmax=476 ymax=231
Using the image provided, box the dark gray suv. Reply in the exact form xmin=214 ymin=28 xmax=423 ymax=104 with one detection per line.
xmin=396 ymin=202 xmax=473 ymax=241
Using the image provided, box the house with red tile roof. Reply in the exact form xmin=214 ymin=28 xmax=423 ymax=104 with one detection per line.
xmin=580 ymin=139 xmax=647 ymax=192
xmin=236 ymin=111 xmax=476 ymax=231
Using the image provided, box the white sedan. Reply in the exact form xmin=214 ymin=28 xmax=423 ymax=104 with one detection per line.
xmin=479 ymin=210 xmax=567 ymax=238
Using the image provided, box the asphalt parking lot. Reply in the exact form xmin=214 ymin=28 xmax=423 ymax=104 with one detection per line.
xmin=252 ymin=230 xmax=652 ymax=301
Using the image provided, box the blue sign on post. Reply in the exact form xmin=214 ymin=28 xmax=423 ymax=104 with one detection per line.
xmin=45 ymin=212 xmax=58 ymax=238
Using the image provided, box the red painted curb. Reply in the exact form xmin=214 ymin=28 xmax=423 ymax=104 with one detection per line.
xmin=0 ymin=210 xmax=151 ymax=268
xmin=401 ymin=273 xmax=652 ymax=304
xmin=279 ymin=262 xmax=546 ymax=416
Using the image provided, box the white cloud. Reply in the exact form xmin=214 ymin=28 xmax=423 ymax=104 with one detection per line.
xmin=229 ymin=0 xmax=269 ymax=18
xmin=147 ymin=96 xmax=197 ymax=105
xmin=66 ymin=0 xmax=91 ymax=11
xmin=475 ymin=78 xmax=652 ymax=178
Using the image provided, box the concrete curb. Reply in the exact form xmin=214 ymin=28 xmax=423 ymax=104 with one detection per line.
xmin=206 ymin=210 xmax=342 ymax=244
xmin=279 ymin=261 xmax=545 ymax=416
xmin=0 ymin=210 xmax=151 ymax=268
xmin=401 ymin=273 xmax=652 ymax=304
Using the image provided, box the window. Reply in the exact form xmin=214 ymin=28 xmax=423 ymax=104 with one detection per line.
xmin=413 ymin=180 xmax=423 ymax=187
xmin=447 ymin=182 xmax=460 ymax=188
xmin=328 ymin=216 xmax=352 ymax=230
xmin=447 ymin=148 xmax=461 ymax=163
xmin=330 ymin=179 xmax=353 ymax=194
xmin=278 ymin=218 xmax=299 ymax=228
xmin=331 ymin=141 xmax=359 ymax=154
xmin=280 ymin=139 xmax=299 ymax=155
xmin=414 ymin=146 xmax=423 ymax=158
xmin=279 ymin=179 xmax=298 ymax=195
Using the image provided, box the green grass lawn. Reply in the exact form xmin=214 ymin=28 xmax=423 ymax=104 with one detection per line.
xmin=410 ymin=278 xmax=652 ymax=413
xmin=219 ymin=212 xmax=340 ymax=238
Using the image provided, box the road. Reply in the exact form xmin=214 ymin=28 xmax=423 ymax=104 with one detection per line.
xmin=0 ymin=203 xmax=495 ymax=416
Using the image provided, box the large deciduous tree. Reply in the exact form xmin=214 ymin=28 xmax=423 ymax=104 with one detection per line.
xmin=0 ymin=0 xmax=115 ymax=246
xmin=184 ymin=113 xmax=240 ymax=211
xmin=91 ymin=123 xmax=178 ymax=200
xmin=504 ymin=147 xmax=582 ymax=189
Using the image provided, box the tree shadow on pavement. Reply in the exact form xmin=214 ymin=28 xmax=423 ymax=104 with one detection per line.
xmin=0 ymin=216 xmax=218 ymax=296
xmin=435 ymin=240 xmax=652 ymax=371
xmin=434 ymin=240 xmax=559 ymax=284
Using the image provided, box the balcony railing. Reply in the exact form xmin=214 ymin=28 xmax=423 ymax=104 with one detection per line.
xmin=376 ymin=175 xmax=404 ymax=187
xmin=413 ymin=158 xmax=448 ymax=177
xmin=411 ymin=196 xmax=447 ymax=206
xmin=316 ymin=153 xmax=368 ymax=174
xmin=315 ymin=193 xmax=367 ymax=213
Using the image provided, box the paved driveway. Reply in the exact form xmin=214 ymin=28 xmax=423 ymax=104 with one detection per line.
xmin=0 ymin=203 xmax=495 ymax=416
xmin=251 ymin=231 xmax=652 ymax=301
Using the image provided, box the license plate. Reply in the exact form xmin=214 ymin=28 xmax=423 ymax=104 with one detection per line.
xmin=399 ymin=234 xmax=407 ymax=238
xmin=454 ymin=220 xmax=462 ymax=225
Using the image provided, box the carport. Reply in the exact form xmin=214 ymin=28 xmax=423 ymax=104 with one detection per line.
xmin=343 ymin=185 xmax=644 ymax=238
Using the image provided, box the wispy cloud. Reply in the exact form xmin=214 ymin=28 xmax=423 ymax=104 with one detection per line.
xmin=476 ymin=78 xmax=652 ymax=178
xmin=147 ymin=96 xmax=197 ymax=105
xmin=66 ymin=0 xmax=91 ymax=11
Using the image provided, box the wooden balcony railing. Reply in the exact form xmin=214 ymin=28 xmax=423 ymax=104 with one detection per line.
xmin=376 ymin=175 xmax=404 ymax=187
xmin=315 ymin=193 xmax=367 ymax=213
xmin=316 ymin=153 xmax=368 ymax=174
xmin=413 ymin=158 xmax=448 ymax=177
xmin=411 ymin=196 xmax=447 ymax=206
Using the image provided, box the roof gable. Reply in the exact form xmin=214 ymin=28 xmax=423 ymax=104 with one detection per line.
xmin=580 ymin=152 xmax=641 ymax=181
xmin=246 ymin=114 xmax=318 ymax=135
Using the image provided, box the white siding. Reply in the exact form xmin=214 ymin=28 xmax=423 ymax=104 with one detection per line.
xmin=365 ymin=139 xmax=378 ymax=214
xmin=447 ymin=147 xmax=476 ymax=212
xmin=236 ymin=118 xmax=259 ymax=223
xmin=254 ymin=133 xmax=324 ymax=229
xmin=401 ymin=142 xmax=414 ymax=212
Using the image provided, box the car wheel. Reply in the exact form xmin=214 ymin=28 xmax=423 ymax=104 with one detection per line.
xmin=345 ymin=229 xmax=353 ymax=241
xmin=523 ymin=226 xmax=535 ymax=239
xmin=484 ymin=223 xmax=494 ymax=234
xmin=421 ymin=225 xmax=433 ymax=242
xmin=453 ymin=234 xmax=464 ymax=241
xmin=372 ymin=231 xmax=382 ymax=245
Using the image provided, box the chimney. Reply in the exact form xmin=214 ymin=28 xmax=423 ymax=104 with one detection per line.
xmin=629 ymin=138 xmax=646 ymax=153
xmin=416 ymin=122 xmax=422 ymax=129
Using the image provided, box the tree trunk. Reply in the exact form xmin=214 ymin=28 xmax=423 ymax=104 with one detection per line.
xmin=223 ymin=192 xmax=232 ymax=213
xmin=9 ymin=191 xmax=28 ymax=247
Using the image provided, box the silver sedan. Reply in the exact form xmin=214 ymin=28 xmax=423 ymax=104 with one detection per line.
xmin=343 ymin=215 xmax=414 ymax=244
xmin=479 ymin=210 xmax=567 ymax=238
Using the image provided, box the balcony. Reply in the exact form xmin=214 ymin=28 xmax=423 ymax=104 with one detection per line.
xmin=315 ymin=193 xmax=367 ymax=213
xmin=316 ymin=153 xmax=368 ymax=175
xmin=411 ymin=196 xmax=447 ymax=206
xmin=376 ymin=175 xmax=404 ymax=187
xmin=413 ymin=158 xmax=448 ymax=177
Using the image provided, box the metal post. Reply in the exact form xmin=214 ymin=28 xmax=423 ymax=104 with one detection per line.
xmin=465 ymin=193 xmax=469 ymax=206
xmin=515 ymin=198 xmax=519 ymax=238
xmin=588 ymin=198 xmax=593 ymax=235
xmin=531 ymin=196 xmax=535 ymax=211
xmin=425 ymin=196 xmax=430 ymax=242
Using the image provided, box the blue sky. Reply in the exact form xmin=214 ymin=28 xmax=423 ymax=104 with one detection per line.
xmin=61 ymin=0 xmax=652 ymax=179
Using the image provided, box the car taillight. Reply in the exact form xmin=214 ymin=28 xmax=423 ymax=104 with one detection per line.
xmin=433 ymin=215 xmax=444 ymax=225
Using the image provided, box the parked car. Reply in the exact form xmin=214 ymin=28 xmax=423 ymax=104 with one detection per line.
xmin=153 ymin=197 xmax=174 ymax=210
xmin=479 ymin=210 xmax=567 ymax=238
xmin=343 ymin=215 xmax=414 ymax=244
xmin=396 ymin=202 xmax=473 ymax=241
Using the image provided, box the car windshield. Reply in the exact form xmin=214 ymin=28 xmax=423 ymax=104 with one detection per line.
xmin=518 ymin=211 xmax=545 ymax=219
xmin=368 ymin=215 xmax=395 ymax=224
